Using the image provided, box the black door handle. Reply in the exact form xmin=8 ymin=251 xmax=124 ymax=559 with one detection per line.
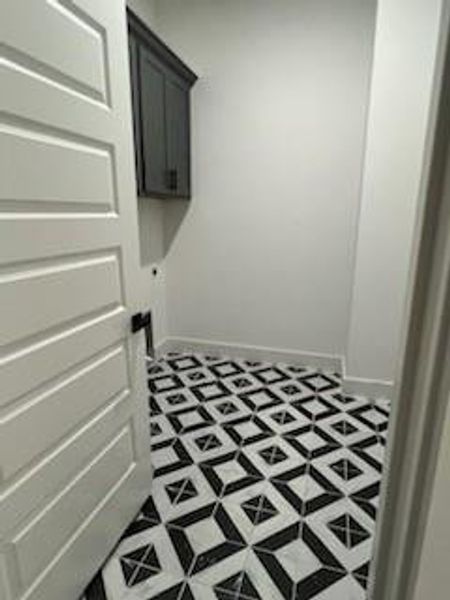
xmin=131 ymin=311 xmax=151 ymax=333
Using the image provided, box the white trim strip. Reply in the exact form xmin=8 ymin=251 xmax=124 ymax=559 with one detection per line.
xmin=154 ymin=336 xmax=393 ymax=400
xmin=155 ymin=336 xmax=341 ymax=371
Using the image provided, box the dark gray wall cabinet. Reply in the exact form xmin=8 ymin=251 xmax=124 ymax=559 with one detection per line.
xmin=128 ymin=9 xmax=197 ymax=199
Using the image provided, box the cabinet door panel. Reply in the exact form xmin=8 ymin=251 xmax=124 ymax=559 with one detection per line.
xmin=139 ymin=49 xmax=167 ymax=195
xmin=128 ymin=35 xmax=143 ymax=194
xmin=166 ymin=77 xmax=190 ymax=197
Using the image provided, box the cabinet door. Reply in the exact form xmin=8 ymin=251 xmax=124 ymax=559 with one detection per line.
xmin=128 ymin=35 xmax=143 ymax=194
xmin=166 ymin=75 xmax=191 ymax=197
xmin=139 ymin=48 xmax=167 ymax=195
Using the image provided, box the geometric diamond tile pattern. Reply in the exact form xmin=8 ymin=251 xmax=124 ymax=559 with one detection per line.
xmin=82 ymin=351 xmax=390 ymax=600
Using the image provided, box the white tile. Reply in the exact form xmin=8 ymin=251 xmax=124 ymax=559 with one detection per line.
xmin=310 ymin=574 xmax=367 ymax=599
xmin=277 ymin=534 xmax=322 ymax=581
xmin=215 ymin=459 xmax=248 ymax=485
xmin=151 ymin=444 xmax=180 ymax=470
xmin=188 ymin=518 xmax=227 ymax=554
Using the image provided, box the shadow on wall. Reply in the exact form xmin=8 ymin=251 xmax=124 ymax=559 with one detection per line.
xmin=163 ymin=200 xmax=190 ymax=255
xmin=137 ymin=196 xmax=189 ymax=267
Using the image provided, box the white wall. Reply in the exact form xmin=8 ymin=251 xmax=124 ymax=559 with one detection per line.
xmin=126 ymin=0 xmax=157 ymax=24
xmin=154 ymin=0 xmax=376 ymax=358
xmin=345 ymin=0 xmax=445 ymax=386
xmin=126 ymin=0 xmax=168 ymax=347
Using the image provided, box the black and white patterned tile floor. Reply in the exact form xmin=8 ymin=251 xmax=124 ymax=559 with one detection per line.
xmin=83 ymin=352 xmax=390 ymax=600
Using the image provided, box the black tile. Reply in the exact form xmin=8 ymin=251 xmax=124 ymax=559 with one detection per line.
xmin=165 ymin=477 xmax=198 ymax=505
xmin=328 ymin=514 xmax=371 ymax=548
xmin=332 ymin=393 xmax=356 ymax=405
xmin=353 ymin=562 xmax=370 ymax=589
xmin=187 ymin=370 xmax=208 ymax=381
xmin=293 ymin=568 xmax=345 ymax=600
xmin=215 ymin=571 xmax=262 ymax=600
xmin=167 ymin=392 xmax=191 ymax=406
xmin=120 ymin=544 xmax=161 ymax=587
xmin=84 ymin=572 xmax=107 ymax=600
xmin=132 ymin=564 xmax=158 ymax=585
xmin=120 ymin=558 xmax=136 ymax=586
xmin=331 ymin=419 xmax=358 ymax=436
xmin=149 ymin=395 xmax=163 ymax=416
xmin=286 ymin=365 xmax=307 ymax=374
xmin=232 ymin=376 xmax=255 ymax=389
xmin=260 ymin=495 xmax=277 ymax=513
xmin=271 ymin=410 xmax=296 ymax=425
xmin=151 ymin=422 xmax=163 ymax=436
xmin=194 ymin=433 xmax=222 ymax=451
xmin=330 ymin=458 xmax=363 ymax=481
xmin=244 ymin=360 xmax=263 ymax=368
xmin=242 ymin=504 xmax=260 ymax=525
xmin=241 ymin=494 xmax=277 ymax=526
xmin=141 ymin=495 xmax=162 ymax=522
xmin=280 ymin=383 xmax=302 ymax=396
xmin=258 ymin=445 xmax=288 ymax=465
xmin=148 ymin=362 xmax=166 ymax=376
xmin=216 ymin=401 xmax=239 ymax=416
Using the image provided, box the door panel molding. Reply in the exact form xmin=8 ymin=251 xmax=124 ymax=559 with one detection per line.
xmin=0 ymin=1 xmax=150 ymax=597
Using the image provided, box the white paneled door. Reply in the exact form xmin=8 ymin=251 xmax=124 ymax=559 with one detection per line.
xmin=0 ymin=1 xmax=151 ymax=599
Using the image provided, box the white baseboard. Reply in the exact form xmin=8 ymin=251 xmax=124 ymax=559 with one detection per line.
xmin=154 ymin=336 xmax=394 ymax=400
xmin=341 ymin=376 xmax=393 ymax=399
xmin=154 ymin=336 xmax=342 ymax=372
xmin=341 ymin=357 xmax=394 ymax=399
xmin=154 ymin=338 xmax=171 ymax=359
